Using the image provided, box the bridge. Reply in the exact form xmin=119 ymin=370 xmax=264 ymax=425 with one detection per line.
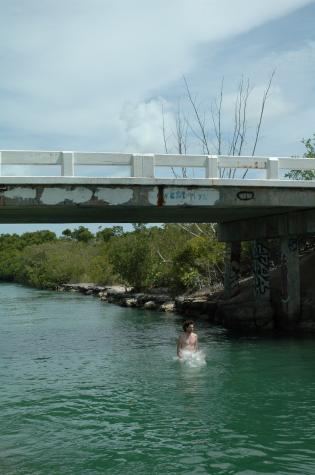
xmin=1 ymin=149 xmax=315 ymax=325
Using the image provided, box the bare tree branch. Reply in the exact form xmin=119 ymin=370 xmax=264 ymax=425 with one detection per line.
xmin=161 ymin=102 xmax=169 ymax=154
xmin=156 ymin=248 xmax=171 ymax=263
xmin=176 ymin=223 xmax=201 ymax=238
xmin=237 ymin=78 xmax=250 ymax=156
xmin=183 ymin=76 xmax=210 ymax=154
xmin=251 ymin=69 xmax=275 ymax=157
xmin=161 ymin=102 xmax=178 ymax=178
xmin=211 ymin=77 xmax=224 ymax=155
xmin=172 ymin=100 xmax=188 ymax=177
xmin=242 ymin=69 xmax=276 ymax=178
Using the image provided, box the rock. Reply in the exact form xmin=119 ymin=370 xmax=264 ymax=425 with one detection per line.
xmin=217 ymin=300 xmax=274 ymax=331
xmin=144 ymin=301 xmax=158 ymax=310
xmin=146 ymin=287 xmax=170 ymax=295
xmin=160 ymin=302 xmax=175 ymax=312
xmin=138 ymin=294 xmax=171 ymax=305
xmin=98 ymin=291 xmax=108 ymax=300
xmin=174 ymin=296 xmax=217 ymax=319
xmin=59 ymin=283 xmax=107 ymax=294
xmin=123 ymin=298 xmax=138 ymax=307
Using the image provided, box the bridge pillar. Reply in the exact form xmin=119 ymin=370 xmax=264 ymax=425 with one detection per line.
xmin=224 ymin=242 xmax=241 ymax=299
xmin=252 ymin=240 xmax=270 ymax=302
xmin=280 ymin=236 xmax=300 ymax=323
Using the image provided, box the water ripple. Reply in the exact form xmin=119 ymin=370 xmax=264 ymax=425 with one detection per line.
xmin=1 ymin=283 xmax=315 ymax=474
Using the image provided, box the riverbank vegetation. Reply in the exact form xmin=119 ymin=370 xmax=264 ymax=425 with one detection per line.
xmin=0 ymin=224 xmax=248 ymax=292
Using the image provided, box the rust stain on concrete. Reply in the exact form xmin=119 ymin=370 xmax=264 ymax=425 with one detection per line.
xmin=157 ymin=185 xmax=164 ymax=207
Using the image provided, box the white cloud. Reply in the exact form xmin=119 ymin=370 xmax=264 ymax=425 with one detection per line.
xmin=0 ymin=0 xmax=313 ymax=151
xmin=121 ymin=99 xmax=175 ymax=152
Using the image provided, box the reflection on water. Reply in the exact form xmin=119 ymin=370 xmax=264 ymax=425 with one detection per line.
xmin=0 ymin=283 xmax=315 ymax=475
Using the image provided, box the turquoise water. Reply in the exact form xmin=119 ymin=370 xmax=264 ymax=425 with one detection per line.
xmin=0 ymin=283 xmax=315 ymax=475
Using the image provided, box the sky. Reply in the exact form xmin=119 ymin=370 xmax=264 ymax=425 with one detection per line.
xmin=0 ymin=0 xmax=315 ymax=234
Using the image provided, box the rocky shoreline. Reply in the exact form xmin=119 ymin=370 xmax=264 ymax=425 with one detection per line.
xmin=57 ymin=283 xmax=223 ymax=320
xmin=57 ymin=282 xmax=280 ymax=332
xmin=57 ymin=249 xmax=315 ymax=334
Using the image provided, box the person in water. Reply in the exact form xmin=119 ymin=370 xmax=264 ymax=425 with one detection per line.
xmin=177 ymin=320 xmax=198 ymax=358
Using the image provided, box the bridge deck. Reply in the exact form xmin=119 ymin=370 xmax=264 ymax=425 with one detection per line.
xmin=0 ymin=151 xmax=315 ymax=226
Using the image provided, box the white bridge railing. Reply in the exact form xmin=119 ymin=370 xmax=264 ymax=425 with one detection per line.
xmin=0 ymin=150 xmax=314 ymax=179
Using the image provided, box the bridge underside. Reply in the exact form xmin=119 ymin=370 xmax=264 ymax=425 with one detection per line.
xmin=0 ymin=184 xmax=314 ymax=238
xmin=0 ymin=204 xmax=303 ymax=224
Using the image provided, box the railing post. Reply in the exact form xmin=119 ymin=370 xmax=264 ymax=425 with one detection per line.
xmin=61 ymin=152 xmax=74 ymax=176
xmin=132 ymin=154 xmax=154 ymax=178
xmin=206 ymin=155 xmax=218 ymax=179
xmin=266 ymin=157 xmax=279 ymax=179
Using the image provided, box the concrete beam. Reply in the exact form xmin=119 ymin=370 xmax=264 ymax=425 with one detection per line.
xmin=218 ymin=208 xmax=315 ymax=242
xmin=0 ymin=183 xmax=314 ymax=224
xmin=224 ymin=242 xmax=241 ymax=299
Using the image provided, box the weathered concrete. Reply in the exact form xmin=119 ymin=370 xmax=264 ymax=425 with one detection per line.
xmin=0 ymin=182 xmax=314 ymax=224
xmin=1 ymin=150 xmax=315 ymax=225
xmin=280 ymin=236 xmax=300 ymax=323
xmin=252 ymin=240 xmax=271 ymax=303
xmin=224 ymin=242 xmax=241 ymax=299
xmin=218 ymin=208 xmax=315 ymax=242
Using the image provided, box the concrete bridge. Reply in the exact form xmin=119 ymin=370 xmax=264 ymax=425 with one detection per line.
xmin=1 ymin=149 xmax=315 ymax=324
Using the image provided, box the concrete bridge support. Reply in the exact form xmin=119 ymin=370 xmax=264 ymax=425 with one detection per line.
xmin=280 ymin=236 xmax=300 ymax=322
xmin=252 ymin=240 xmax=271 ymax=303
xmin=224 ymin=242 xmax=241 ymax=299
xmin=222 ymin=235 xmax=301 ymax=326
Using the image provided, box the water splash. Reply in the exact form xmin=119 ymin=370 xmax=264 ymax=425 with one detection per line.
xmin=175 ymin=350 xmax=206 ymax=368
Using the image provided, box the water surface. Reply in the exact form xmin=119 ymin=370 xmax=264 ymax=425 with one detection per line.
xmin=1 ymin=283 xmax=315 ymax=474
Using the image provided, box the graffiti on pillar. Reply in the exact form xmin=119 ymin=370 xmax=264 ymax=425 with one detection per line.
xmin=252 ymin=241 xmax=270 ymax=296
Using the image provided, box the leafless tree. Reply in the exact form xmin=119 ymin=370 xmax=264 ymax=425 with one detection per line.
xmin=211 ymin=77 xmax=224 ymax=155
xmin=174 ymin=100 xmax=189 ymax=177
xmin=161 ymin=102 xmax=178 ymax=178
xmin=183 ymin=75 xmax=211 ymax=154
xmin=175 ymin=71 xmax=275 ymax=179
xmin=242 ymin=69 xmax=276 ymax=178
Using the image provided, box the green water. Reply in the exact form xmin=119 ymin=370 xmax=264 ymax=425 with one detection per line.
xmin=0 ymin=283 xmax=315 ymax=475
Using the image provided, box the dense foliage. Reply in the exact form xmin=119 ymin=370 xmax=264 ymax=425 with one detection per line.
xmin=285 ymin=134 xmax=315 ymax=180
xmin=0 ymin=224 xmax=228 ymax=292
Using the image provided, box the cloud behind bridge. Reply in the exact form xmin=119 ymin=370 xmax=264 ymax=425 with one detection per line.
xmin=0 ymin=0 xmax=314 ymax=155
xmin=0 ymin=0 xmax=315 ymax=233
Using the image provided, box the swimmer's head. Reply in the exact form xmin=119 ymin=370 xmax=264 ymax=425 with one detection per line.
xmin=183 ymin=320 xmax=195 ymax=333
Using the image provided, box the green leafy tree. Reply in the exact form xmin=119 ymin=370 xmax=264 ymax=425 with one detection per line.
xmin=286 ymin=134 xmax=315 ymax=180
xmin=172 ymin=236 xmax=225 ymax=290
xmin=96 ymin=226 xmax=124 ymax=242
xmin=62 ymin=226 xmax=94 ymax=242
xmin=108 ymin=232 xmax=151 ymax=289
xmin=62 ymin=228 xmax=73 ymax=239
